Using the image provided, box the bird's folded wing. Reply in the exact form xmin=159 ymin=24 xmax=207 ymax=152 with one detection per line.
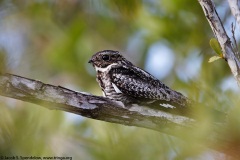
xmin=110 ymin=66 xmax=172 ymax=101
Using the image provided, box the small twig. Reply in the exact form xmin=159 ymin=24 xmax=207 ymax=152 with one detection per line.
xmin=231 ymin=22 xmax=240 ymax=60
xmin=228 ymin=0 xmax=240 ymax=28
xmin=198 ymin=0 xmax=240 ymax=85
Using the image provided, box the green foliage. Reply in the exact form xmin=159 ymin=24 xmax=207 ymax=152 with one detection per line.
xmin=0 ymin=51 xmax=6 ymax=73
xmin=208 ymin=38 xmax=224 ymax=63
xmin=0 ymin=0 xmax=237 ymax=159
xmin=208 ymin=56 xmax=222 ymax=63
xmin=209 ymin=38 xmax=223 ymax=57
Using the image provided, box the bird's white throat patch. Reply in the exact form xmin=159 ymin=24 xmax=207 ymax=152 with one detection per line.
xmin=95 ymin=63 xmax=118 ymax=72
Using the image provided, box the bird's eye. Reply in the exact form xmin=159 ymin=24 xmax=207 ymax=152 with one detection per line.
xmin=102 ymin=55 xmax=110 ymax=61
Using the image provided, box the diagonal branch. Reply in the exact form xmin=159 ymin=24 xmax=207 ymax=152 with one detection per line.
xmin=228 ymin=0 xmax=240 ymax=27
xmin=0 ymin=73 xmax=239 ymax=158
xmin=198 ymin=0 xmax=240 ymax=85
xmin=0 ymin=73 xmax=194 ymax=134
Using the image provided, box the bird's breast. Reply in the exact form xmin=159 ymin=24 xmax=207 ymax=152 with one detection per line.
xmin=96 ymin=70 xmax=124 ymax=101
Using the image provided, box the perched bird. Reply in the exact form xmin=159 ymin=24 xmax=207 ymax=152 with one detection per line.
xmin=88 ymin=50 xmax=191 ymax=108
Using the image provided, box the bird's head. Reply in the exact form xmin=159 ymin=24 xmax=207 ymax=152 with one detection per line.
xmin=88 ymin=50 xmax=132 ymax=70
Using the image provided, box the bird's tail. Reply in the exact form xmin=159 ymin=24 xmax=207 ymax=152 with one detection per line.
xmin=169 ymin=90 xmax=192 ymax=108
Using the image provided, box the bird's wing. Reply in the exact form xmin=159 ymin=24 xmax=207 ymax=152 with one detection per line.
xmin=110 ymin=66 xmax=173 ymax=101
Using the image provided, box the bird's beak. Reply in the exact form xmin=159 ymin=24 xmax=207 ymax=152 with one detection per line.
xmin=88 ymin=59 xmax=93 ymax=64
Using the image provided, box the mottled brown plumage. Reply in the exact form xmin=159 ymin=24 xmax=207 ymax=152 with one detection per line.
xmin=89 ymin=50 xmax=191 ymax=108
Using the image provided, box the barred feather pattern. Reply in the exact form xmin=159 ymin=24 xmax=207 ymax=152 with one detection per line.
xmin=89 ymin=50 xmax=191 ymax=108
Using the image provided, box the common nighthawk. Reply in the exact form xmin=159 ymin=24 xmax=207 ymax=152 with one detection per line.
xmin=88 ymin=50 xmax=191 ymax=108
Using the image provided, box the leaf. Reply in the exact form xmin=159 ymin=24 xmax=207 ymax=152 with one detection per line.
xmin=209 ymin=38 xmax=223 ymax=57
xmin=208 ymin=56 xmax=222 ymax=63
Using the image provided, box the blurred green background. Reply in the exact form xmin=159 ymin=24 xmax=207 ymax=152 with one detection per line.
xmin=0 ymin=0 xmax=239 ymax=159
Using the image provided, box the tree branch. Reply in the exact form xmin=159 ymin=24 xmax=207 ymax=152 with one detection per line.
xmin=0 ymin=73 xmax=194 ymax=133
xmin=1 ymin=73 xmax=240 ymax=158
xmin=198 ymin=0 xmax=240 ymax=85
xmin=228 ymin=0 xmax=240 ymax=27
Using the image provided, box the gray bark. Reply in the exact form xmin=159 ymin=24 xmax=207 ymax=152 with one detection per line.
xmin=228 ymin=0 xmax=240 ymax=28
xmin=198 ymin=0 xmax=240 ymax=85
xmin=0 ymin=73 xmax=238 ymax=158
xmin=0 ymin=73 xmax=194 ymax=133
